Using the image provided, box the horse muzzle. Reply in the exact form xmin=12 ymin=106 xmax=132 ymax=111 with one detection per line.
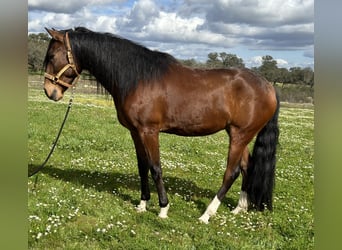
xmin=44 ymin=84 xmax=63 ymax=102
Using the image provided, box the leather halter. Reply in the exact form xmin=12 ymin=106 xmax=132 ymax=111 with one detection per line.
xmin=44 ymin=32 xmax=80 ymax=88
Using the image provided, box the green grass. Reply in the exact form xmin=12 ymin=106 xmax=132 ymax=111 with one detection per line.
xmin=28 ymin=88 xmax=314 ymax=249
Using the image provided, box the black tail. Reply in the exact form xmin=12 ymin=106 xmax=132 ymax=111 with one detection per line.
xmin=247 ymin=95 xmax=280 ymax=211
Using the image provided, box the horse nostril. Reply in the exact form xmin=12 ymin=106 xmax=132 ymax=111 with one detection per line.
xmin=51 ymin=89 xmax=58 ymax=101
xmin=45 ymin=88 xmax=60 ymax=101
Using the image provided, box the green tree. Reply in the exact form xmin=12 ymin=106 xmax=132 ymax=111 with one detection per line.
xmin=28 ymin=33 xmax=50 ymax=72
xmin=289 ymin=67 xmax=304 ymax=84
xmin=179 ymin=58 xmax=205 ymax=68
xmin=277 ymin=68 xmax=291 ymax=85
xmin=302 ymin=67 xmax=314 ymax=87
xmin=206 ymin=52 xmax=245 ymax=69
xmin=206 ymin=52 xmax=222 ymax=68
xmin=259 ymin=55 xmax=278 ymax=84
xmin=219 ymin=52 xmax=245 ymax=68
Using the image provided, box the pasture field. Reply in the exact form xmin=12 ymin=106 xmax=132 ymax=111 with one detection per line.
xmin=28 ymin=88 xmax=314 ymax=249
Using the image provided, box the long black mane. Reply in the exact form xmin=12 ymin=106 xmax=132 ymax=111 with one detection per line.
xmin=67 ymin=27 xmax=178 ymax=101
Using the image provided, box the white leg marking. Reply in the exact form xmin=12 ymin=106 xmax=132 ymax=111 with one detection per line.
xmin=199 ymin=195 xmax=221 ymax=224
xmin=232 ymin=191 xmax=248 ymax=214
xmin=136 ymin=200 xmax=147 ymax=213
xmin=158 ymin=204 xmax=170 ymax=219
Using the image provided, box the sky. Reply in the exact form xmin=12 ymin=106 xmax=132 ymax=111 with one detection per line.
xmin=28 ymin=0 xmax=314 ymax=69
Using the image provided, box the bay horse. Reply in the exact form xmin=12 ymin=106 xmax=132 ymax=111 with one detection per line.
xmin=43 ymin=27 xmax=279 ymax=224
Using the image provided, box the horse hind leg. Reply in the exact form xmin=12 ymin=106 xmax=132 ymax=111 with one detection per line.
xmin=199 ymin=132 xmax=249 ymax=224
xmin=198 ymin=156 xmax=241 ymax=223
xmin=232 ymin=147 xmax=250 ymax=214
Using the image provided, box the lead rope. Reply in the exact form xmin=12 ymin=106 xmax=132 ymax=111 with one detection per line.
xmin=29 ymin=87 xmax=75 ymax=189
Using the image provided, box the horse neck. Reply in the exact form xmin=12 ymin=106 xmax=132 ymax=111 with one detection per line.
xmin=71 ymin=32 xmax=176 ymax=106
xmin=72 ymin=34 xmax=121 ymax=102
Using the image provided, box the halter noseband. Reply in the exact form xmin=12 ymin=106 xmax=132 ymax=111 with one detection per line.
xmin=44 ymin=32 xmax=80 ymax=89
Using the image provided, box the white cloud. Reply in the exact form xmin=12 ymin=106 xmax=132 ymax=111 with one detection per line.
xmin=129 ymin=11 xmax=238 ymax=48
xmin=247 ymin=56 xmax=263 ymax=67
xmin=206 ymin=0 xmax=313 ymax=26
xmin=42 ymin=13 xmax=73 ymax=28
xmin=28 ymin=5 xmax=118 ymax=33
xmin=28 ymin=0 xmax=120 ymax=13
xmin=142 ymin=12 xmax=202 ymax=39
xmin=29 ymin=0 xmax=80 ymax=13
xmin=276 ymin=59 xmax=289 ymax=67
xmin=28 ymin=18 xmax=42 ymax=32
xmin=28 ymin=0 xmax=314 ymax=50
xmin=246 ymin=56 xmax=289 ymax=68
xmin=199 ymin=0 xmax=314 ymax=50
xmin=92 ymin=16 xmax=117 ymax=33
xmin=130 ymin=0 xmax=160 ymax=22
xmin=28 ymin=0 xmax=314 ymax=69
xmin=117 ymin=0 xmax=160 ymax=32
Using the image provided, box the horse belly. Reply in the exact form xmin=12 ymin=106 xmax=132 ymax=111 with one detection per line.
xmin=162 ymin=98 xmax=229 ymax=136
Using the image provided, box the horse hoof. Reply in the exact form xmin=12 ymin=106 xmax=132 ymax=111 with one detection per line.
xmin=136 ymin=206 xmax=147 ymax=213
xmin=136 ymin=200 xmax=147 ymax=213
xmin=158 ymin=204 xmax=170 ymax=218
xmin=158 ymin=213 xmax=168 ymax=219
xmin=231 ymin=205 xmax=247 ymax=215
xmin=198 ymin=214 xmax=210 ymax=224
xmin=232 ymin=207 xmax=242 ymax=214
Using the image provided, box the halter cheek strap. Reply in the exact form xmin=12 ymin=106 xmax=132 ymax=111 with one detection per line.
xmin=44 ymin=32 xmax=80 ymax=89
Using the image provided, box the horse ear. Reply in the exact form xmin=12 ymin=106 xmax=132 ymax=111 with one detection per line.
xmin=45 ymin=28 xmax=64 ymax=42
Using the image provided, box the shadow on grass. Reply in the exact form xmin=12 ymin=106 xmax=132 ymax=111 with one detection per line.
xmin=28 ymin=164 xmax=237 ymax=213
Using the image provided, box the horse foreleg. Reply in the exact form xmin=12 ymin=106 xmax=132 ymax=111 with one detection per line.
xmin=133 ymin=129 xmax=169 ymax=218
xmin=131 ymin=131 xmax=151 ymax=213
xmin=199 ymin=134 xmax=247 ymax=224
xmin=136 ymin=157 xmax=150 ymax=213
xmin=150 ymin=155 xmax=169 ymax=218
xmin=232 ymin=147 xmax=250 ymax=214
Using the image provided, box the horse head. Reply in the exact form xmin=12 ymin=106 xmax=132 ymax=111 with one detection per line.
xmin=43 ymin=28 xmax=80 ymax=101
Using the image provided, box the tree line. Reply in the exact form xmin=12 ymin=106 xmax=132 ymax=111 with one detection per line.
xmin=180 ymin=53 xmax=314 ymax=87
xmin=28 ymin=33 xmax=314 ymax=87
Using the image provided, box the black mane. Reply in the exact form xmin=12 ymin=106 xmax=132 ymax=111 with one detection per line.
xmin=67 ymin=27 xmax=178 ymax=101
